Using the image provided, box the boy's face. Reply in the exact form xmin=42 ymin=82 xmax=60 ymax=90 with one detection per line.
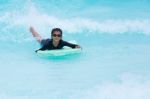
xmin=52 ymin=31 xmax=62 ymax=42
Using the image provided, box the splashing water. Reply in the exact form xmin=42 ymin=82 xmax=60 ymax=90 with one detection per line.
xmin=0 ymin=0 xmax=150 ymax=99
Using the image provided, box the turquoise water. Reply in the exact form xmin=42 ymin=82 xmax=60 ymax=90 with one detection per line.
xmin=0 ymin=0 xmax=150 ymax=99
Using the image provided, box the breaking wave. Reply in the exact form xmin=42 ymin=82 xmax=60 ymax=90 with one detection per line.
xmin=0 ymin=1 xmax=150 ymax=36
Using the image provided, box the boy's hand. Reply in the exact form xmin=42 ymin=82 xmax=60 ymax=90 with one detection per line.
xmin=29 ymin=27 xmax=34 ymax=33
xmin=75 ymin=45 xmax=81 ymax=48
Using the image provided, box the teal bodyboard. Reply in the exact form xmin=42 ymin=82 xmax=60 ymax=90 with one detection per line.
xmin=36 ymin=48 xmax=82 ymax=57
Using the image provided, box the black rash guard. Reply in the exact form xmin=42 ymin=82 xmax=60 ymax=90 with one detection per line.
xmin=37 ymin=39 xmax=78 ymax=51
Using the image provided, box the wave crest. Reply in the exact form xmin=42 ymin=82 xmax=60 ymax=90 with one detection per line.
xmin=0 ymin=1 xmax=150 ymax=35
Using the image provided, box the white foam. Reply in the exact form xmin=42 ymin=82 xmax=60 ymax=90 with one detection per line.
xmin=1 ymin=1 xmax=150 ymax=35
xmin=77 ymin=73 xmax=150 ymax=99
xmin=2 ymin=12 xmax=150 ymax=35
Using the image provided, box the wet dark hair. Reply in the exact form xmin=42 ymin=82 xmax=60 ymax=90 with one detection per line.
xmin=51 ymin=28 xmax=62 ymax=36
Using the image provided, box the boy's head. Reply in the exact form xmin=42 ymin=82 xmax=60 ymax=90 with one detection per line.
xmin=51 ymin=28 xmax=62 ymax=41
xmin=51 ymin=28 xmax=62 ymax=36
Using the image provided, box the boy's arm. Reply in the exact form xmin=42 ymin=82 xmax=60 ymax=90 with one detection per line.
xmin=63 ymin=41 xmax=81 ymax=48
xmin=29 ymin=27 xmax=42 ymax=43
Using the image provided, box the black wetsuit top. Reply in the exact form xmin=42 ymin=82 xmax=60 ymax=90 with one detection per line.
xmin=37 ymin=39 xmax=78 ymax=51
